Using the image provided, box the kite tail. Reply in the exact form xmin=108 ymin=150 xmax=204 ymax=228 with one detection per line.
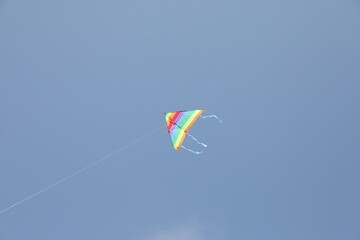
xmin=181 ymin=146 xmax=203 ymax=154
xmin=186 ymin=132 xmax=207 ymax=148
xmin=200 ymin=114 xmax=223 ymax=123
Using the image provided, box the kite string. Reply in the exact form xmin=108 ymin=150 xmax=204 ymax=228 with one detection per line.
xmin=0 ymin=125 xmax=165 ymax=215
xmin=200 ymin=114 xmax=223 ymax=123
xmin=181 ymin=146 xmax=203 ymax=154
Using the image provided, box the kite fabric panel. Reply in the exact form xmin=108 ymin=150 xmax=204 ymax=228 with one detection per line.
xmin=165 ymin=110 xmax=204 ymax=151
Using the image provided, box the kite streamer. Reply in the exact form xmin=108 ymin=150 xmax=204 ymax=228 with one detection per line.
xmin=200 ymin=114 xmax=223 ymax=123
xmin=181 ymin=146 xmax=203 ymax=154
xmin=186 ymin=132 xmax=207 ymax=148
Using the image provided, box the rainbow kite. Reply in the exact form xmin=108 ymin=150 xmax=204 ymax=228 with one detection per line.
xmin=165 ymin=110 xmax=222 ymax=154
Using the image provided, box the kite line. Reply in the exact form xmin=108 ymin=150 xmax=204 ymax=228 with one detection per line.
xmin=0 ymin=125 xmax=165 ymax=215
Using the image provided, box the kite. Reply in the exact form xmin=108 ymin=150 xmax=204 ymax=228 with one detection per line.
xmin=165 ymin=110 xmax=222 ymax=154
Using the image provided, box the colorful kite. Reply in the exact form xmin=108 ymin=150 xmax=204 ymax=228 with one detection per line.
xmin=165 ymin=110 xmax=222 ymax=154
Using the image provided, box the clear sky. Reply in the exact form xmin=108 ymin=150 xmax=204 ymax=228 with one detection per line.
xmin=1 ymin=0 xmax=360 ymax=239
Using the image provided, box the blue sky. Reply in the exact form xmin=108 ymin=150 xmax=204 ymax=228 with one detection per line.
xmin=1 ymin=0 xmax=360 ymax=239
